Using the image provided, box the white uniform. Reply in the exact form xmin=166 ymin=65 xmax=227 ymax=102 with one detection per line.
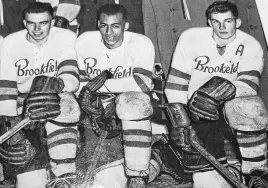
xmin=0 ymin=27 xmax=79 ymax=115
xmin=165 ymin=27 xmax=263 ymax=104
xmin=165 ymin=27 xmax=266 ymax=187
xmin=0 ymin=27 xmax=80 ymax=178
xmin=0 ymin=36 xmax=3 ymax=46
xmin=75 ymin=31 xmax=156 ymax=185
xmin=76 ymin=31 xmax=155 ymax=93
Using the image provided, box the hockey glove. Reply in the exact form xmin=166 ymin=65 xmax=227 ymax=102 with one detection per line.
xmin=0 ymin=144 xmax=27 ymax=166
xmin=25 ymin=75 xmax=64 ymax=122
xmin=188 ymin=76 xmax=236 ymax=122
xmin=85 ymin=70 xmax=113 ymax=91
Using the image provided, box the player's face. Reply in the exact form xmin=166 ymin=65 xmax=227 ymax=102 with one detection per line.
xmin=208 ymin=11 xmax=241 ymax=44
xmin=23 ymin=12 xmax=54 ymax=45
xmin=98 ymin=13 xmax=129 ymax=49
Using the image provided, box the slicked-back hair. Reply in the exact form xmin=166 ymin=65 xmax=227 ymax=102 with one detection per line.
xmin=206 ymin=1 xmax=239 ymax=19
xmin=22 ymin=2 xmax=54 ymax=20
xmin=97 ymin=4 xmax=128 ymax=21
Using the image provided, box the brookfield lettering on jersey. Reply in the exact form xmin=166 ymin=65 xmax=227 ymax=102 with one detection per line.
xmin=16 ymin=59 xmax=58 ymax=76
xmin=85 ymin=58 xmax=132 ymax=78
xmin=194 ymin=56 xmax=239 ymax=74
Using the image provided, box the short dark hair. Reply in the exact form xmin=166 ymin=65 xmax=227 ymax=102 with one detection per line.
xmin=97 ymin=4 xmax=128 ymax=21
xmin=22 ymin=2 xmax=54 ymax=20
xmin=206 ymin=1 xmax=239 ymax=20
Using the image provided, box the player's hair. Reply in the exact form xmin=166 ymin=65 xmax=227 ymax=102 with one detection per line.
xmin=97 ymin=4 xmax=128 ymax=21
xmin=22 ymin=2 xmax=54 ymax=20
xmin=206 ymin=1 xmax=239 ymax=19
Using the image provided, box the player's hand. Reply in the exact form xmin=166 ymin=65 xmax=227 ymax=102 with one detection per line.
xmin=86 ymin=70 xmax=113 ymax=91
xmin=25 ymin=93 xmax=61 ymax=122
xmin=93 ymin=100 xmax=121 ymax=139
xmin=187 ymin=76 xmax=236 ymax=122
xmin=28 ymin=75 xmax=64 ymax=94
xmin=188 ymin=91 xmax=220 ymax=121
xmin=24 ymin=75 xmax=64 ymax=123
xmin=198 ymin=76 xmax=236 ymax=103
xmin=78 ymin=86 xmax=104 ymax=115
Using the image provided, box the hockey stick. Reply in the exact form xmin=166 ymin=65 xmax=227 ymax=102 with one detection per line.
xmin=0 ymin=92 xmax=80 ymax=145
xmin=161 ymin=104 xmax=248 ymax=188
xmin=188 ymin=127 xmax=248 ymax=188
xmin=0 ymin=117 xmax=31 ymax=145
xmin=82 ymin=130 xmax=108 ymax=188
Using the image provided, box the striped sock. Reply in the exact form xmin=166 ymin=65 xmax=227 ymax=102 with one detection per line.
xmin=224 ymin=132 xmax=241 ymax=166
xmin=122 ymin=120 xmax=152 ymax=177
xmin=236 ymin=130 xmax=267 ymax=174
xmin=46 ymin=121 xmax=78 ymax=177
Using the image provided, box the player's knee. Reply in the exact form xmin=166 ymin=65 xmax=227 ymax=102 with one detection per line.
xmin=224 ymin=96 xmax=268 ymax=131
xmin=115 ymin=91 xmax=154 ymax=121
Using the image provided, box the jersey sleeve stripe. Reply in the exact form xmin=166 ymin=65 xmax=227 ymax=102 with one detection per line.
xmin=133 ymin=67 xmax=153 ymax=78
xmin=169 ymin=67 xmax=191 ymax=80
xmin=238 ymin=70 xmax=261 ymax=78
xmin=78 ymin=70 xmax=89 ymax=82
xmin=57 ymin=60 xmax=78 ymax=70
xmin=79 ymin=69 xmax=87 ymax=76
xmin=80 ymin=77 xmax=89 ymax=83
xmin=239 ymin=79 xmax=259 ymax=92
xmin=0 ymin=80 xmax=17 ymax=88
xmin=0 ymin=80 xmax=18 ymax=100
xmin=58 ymin=71 xmax=80 ymax=81
xmin=58 ymin=65 xmax=79 ymax=76
xmin=165 ymin=82 xmax=189 ymax=91
xmin=133 ymin=75 xmax=151 ymax=93
xmin=0 ymin=95 xmax=17 ymax=101
xmin=0 ymin=88 xmax=17 ymax=95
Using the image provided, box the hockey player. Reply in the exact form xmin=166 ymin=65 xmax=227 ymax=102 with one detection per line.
xmin=75 ymin=4 xmax=184 ymax=188
xmin=0 ymin=2 xmax=80 ymax=188
xmin=0 ymin=0 xmax=80 ymax=36
xmin=165 ymin=1 xmax=268 ymax=187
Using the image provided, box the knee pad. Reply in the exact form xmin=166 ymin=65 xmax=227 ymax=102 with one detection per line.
xmin=224 ymin=96 xmax=268 ymax=131
xmin=16 ymin=169 xmax=48 ymax=188
xmin=115 ymin=91 xmax=154 ymax=121
xmin=54 ymin=92 xmax=81 ymax=123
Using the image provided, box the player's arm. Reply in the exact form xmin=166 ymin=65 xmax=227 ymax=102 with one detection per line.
xmin=56 ymin=32 xmax=80 ymax=93
xmin=0 ymin=39 xmax=19 ymax=116
xmin=74 ymin=53 xmax=91 ymax=95
xmin=233 ymin=40 xmax=264 ymax=97
xmin=98 ymin=37 xmax=155 ymax=93
xmin=164 ymin=31 xmax=193 ymax=104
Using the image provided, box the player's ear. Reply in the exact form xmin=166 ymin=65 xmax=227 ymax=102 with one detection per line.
xmin=124 ymin=22 xmax=129 ymax=31
xmin=97 ymin=21 xmax=100 ymax=29
xmin=235 ymin=18 xmax=241 ymax=28
xmin=23 ymin=20 xmax=27 ymax=28
xmin=207 ymin=19 xmax=212 ymax=27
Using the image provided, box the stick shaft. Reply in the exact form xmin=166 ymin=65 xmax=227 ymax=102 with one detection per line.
xmin=82 ymin=130 xmax=107 ymax=188
xmin=190 ymin=137 xmax=248 ymax=188
xmin=0 ymin=117 xmax=31 ymax=145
